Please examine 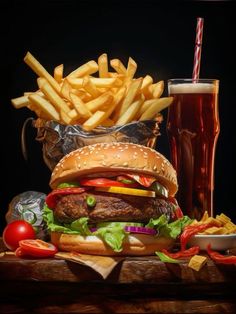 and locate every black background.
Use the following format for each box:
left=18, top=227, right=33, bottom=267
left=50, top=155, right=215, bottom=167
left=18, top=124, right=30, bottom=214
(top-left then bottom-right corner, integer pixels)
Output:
left=0, top=0, right=235, bottom=232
